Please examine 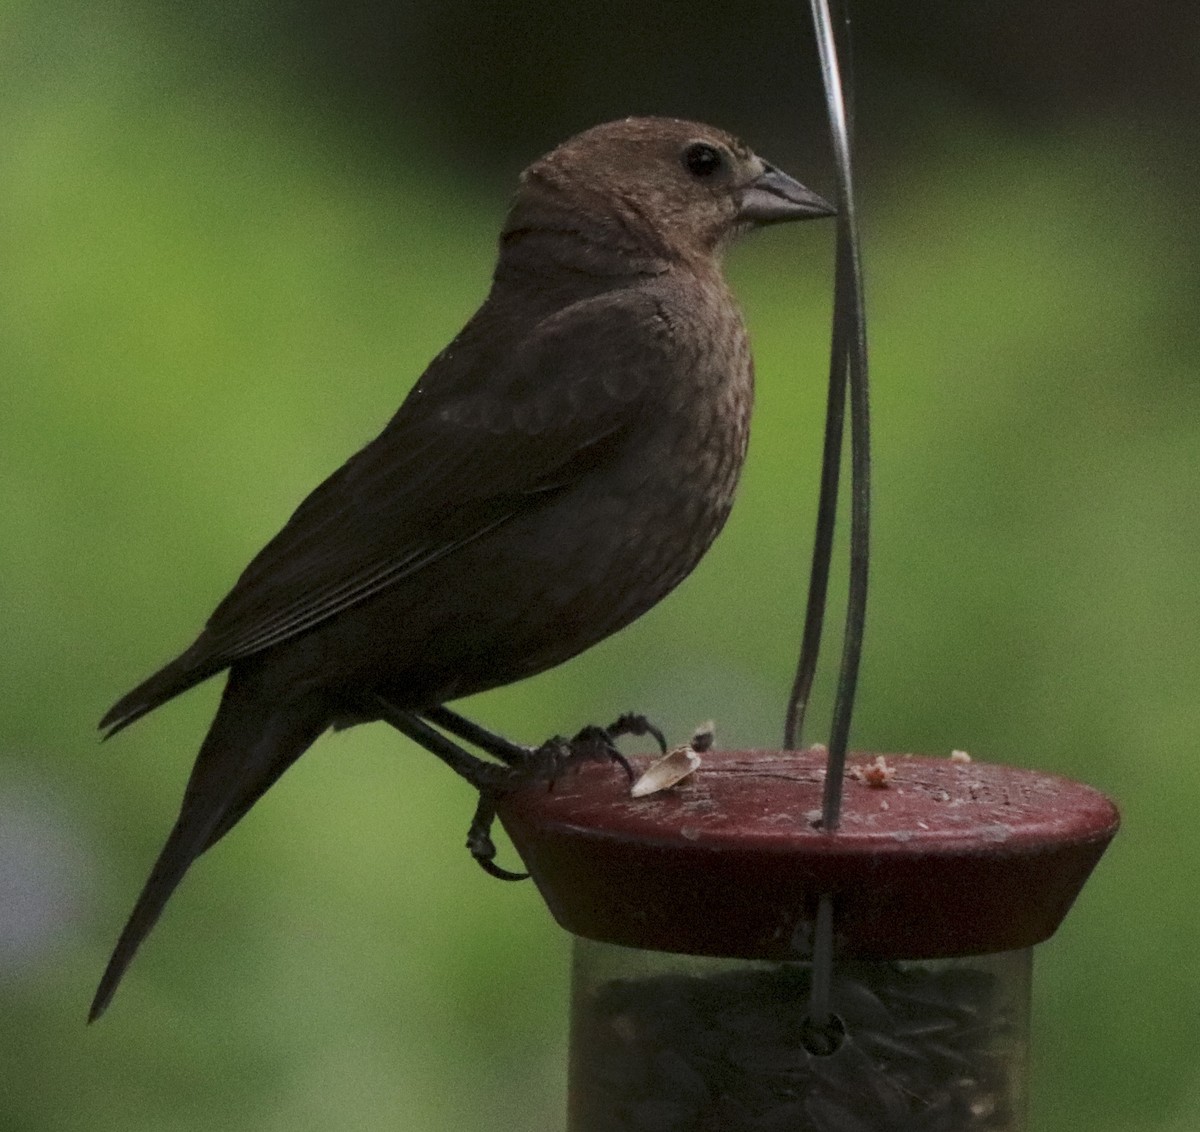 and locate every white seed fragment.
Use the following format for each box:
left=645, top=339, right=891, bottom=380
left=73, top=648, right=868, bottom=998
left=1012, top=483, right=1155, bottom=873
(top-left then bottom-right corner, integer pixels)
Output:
left=631, top=745, right=702, bottom=797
